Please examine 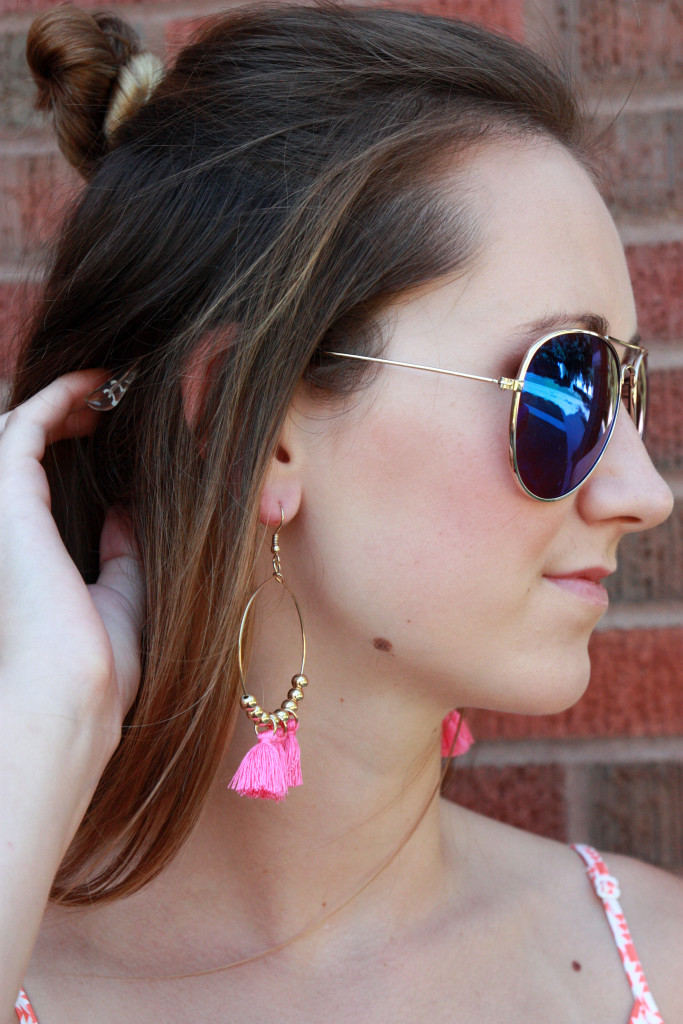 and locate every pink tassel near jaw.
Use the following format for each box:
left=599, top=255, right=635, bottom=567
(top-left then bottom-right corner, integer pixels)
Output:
left=441, top=710, right=474, bottom=757
left=229, top=727, right=289, bottom=801
left=283, top=717, right=302, bottom=787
